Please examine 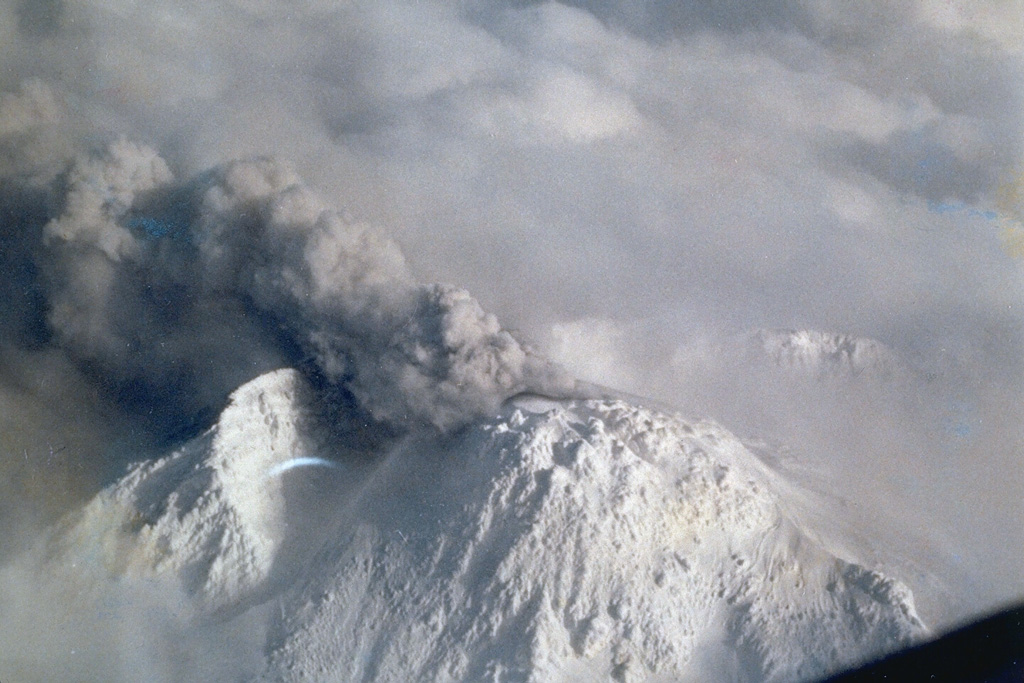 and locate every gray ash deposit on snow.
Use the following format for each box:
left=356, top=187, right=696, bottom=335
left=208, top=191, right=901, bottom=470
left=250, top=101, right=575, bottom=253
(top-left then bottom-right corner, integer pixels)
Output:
left=12, top=369, right=926, bottom=682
